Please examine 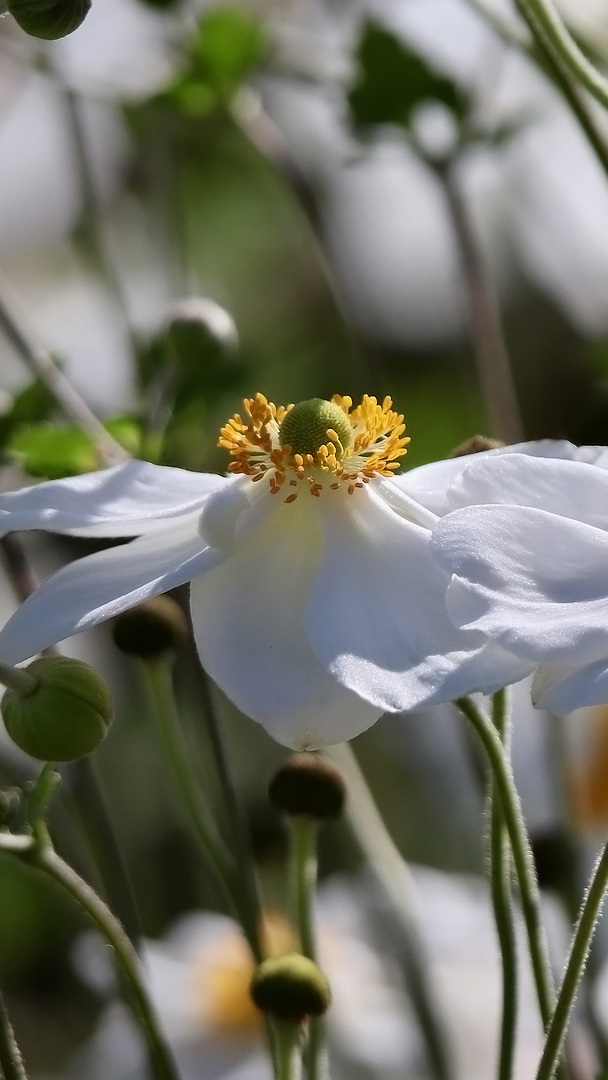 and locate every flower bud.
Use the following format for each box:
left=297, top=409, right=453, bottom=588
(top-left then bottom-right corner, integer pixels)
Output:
left=448, top=434, right=505, bottom=458
left=1, top=657, right=113, bottom=762
left=7, top=0, right=91, bottom=39
left=111, top=596, right=189, bottom=658
left=268, top=753, right=346, bottom=822
left=166, top=298, right=239, bottom=365
left=250, top=953, right=331, bottom=1022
